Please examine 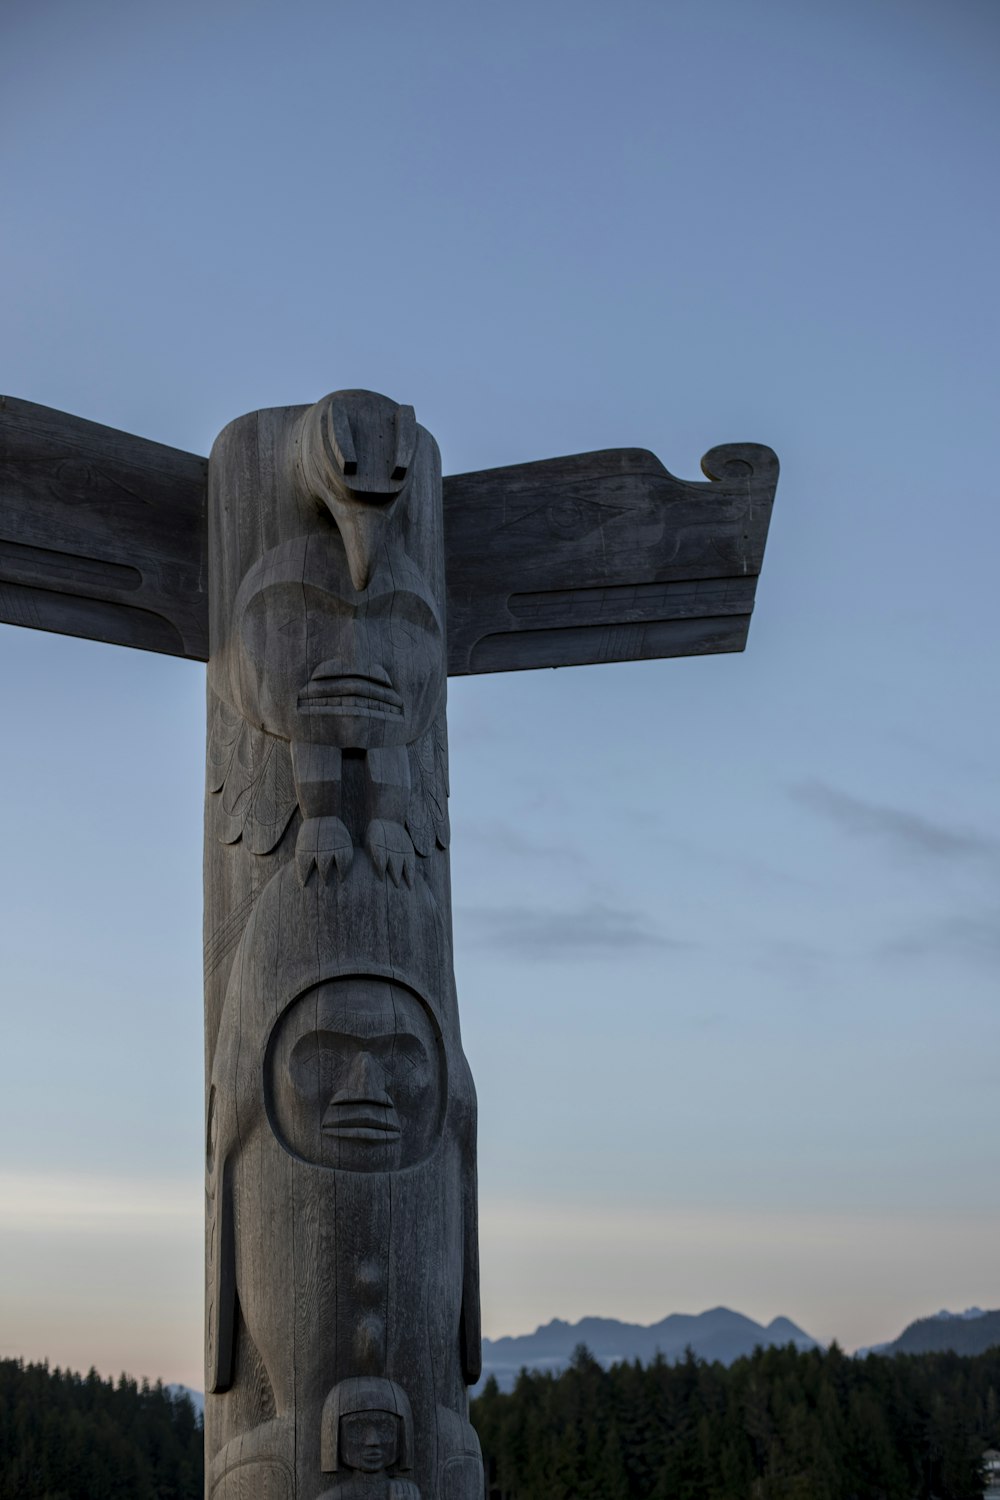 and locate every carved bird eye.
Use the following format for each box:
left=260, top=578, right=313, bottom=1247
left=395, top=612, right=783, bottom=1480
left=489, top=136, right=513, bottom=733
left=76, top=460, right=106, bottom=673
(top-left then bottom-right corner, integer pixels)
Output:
left=500, top=495, right=626, bottom=542
left=550, top=501, right=583, bottom=529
